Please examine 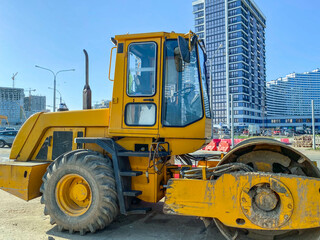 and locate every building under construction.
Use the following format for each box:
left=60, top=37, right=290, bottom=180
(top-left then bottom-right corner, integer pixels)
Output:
left=0, top=87, right=25, bottom=125
left=24, top=95, right=46, bottom=118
